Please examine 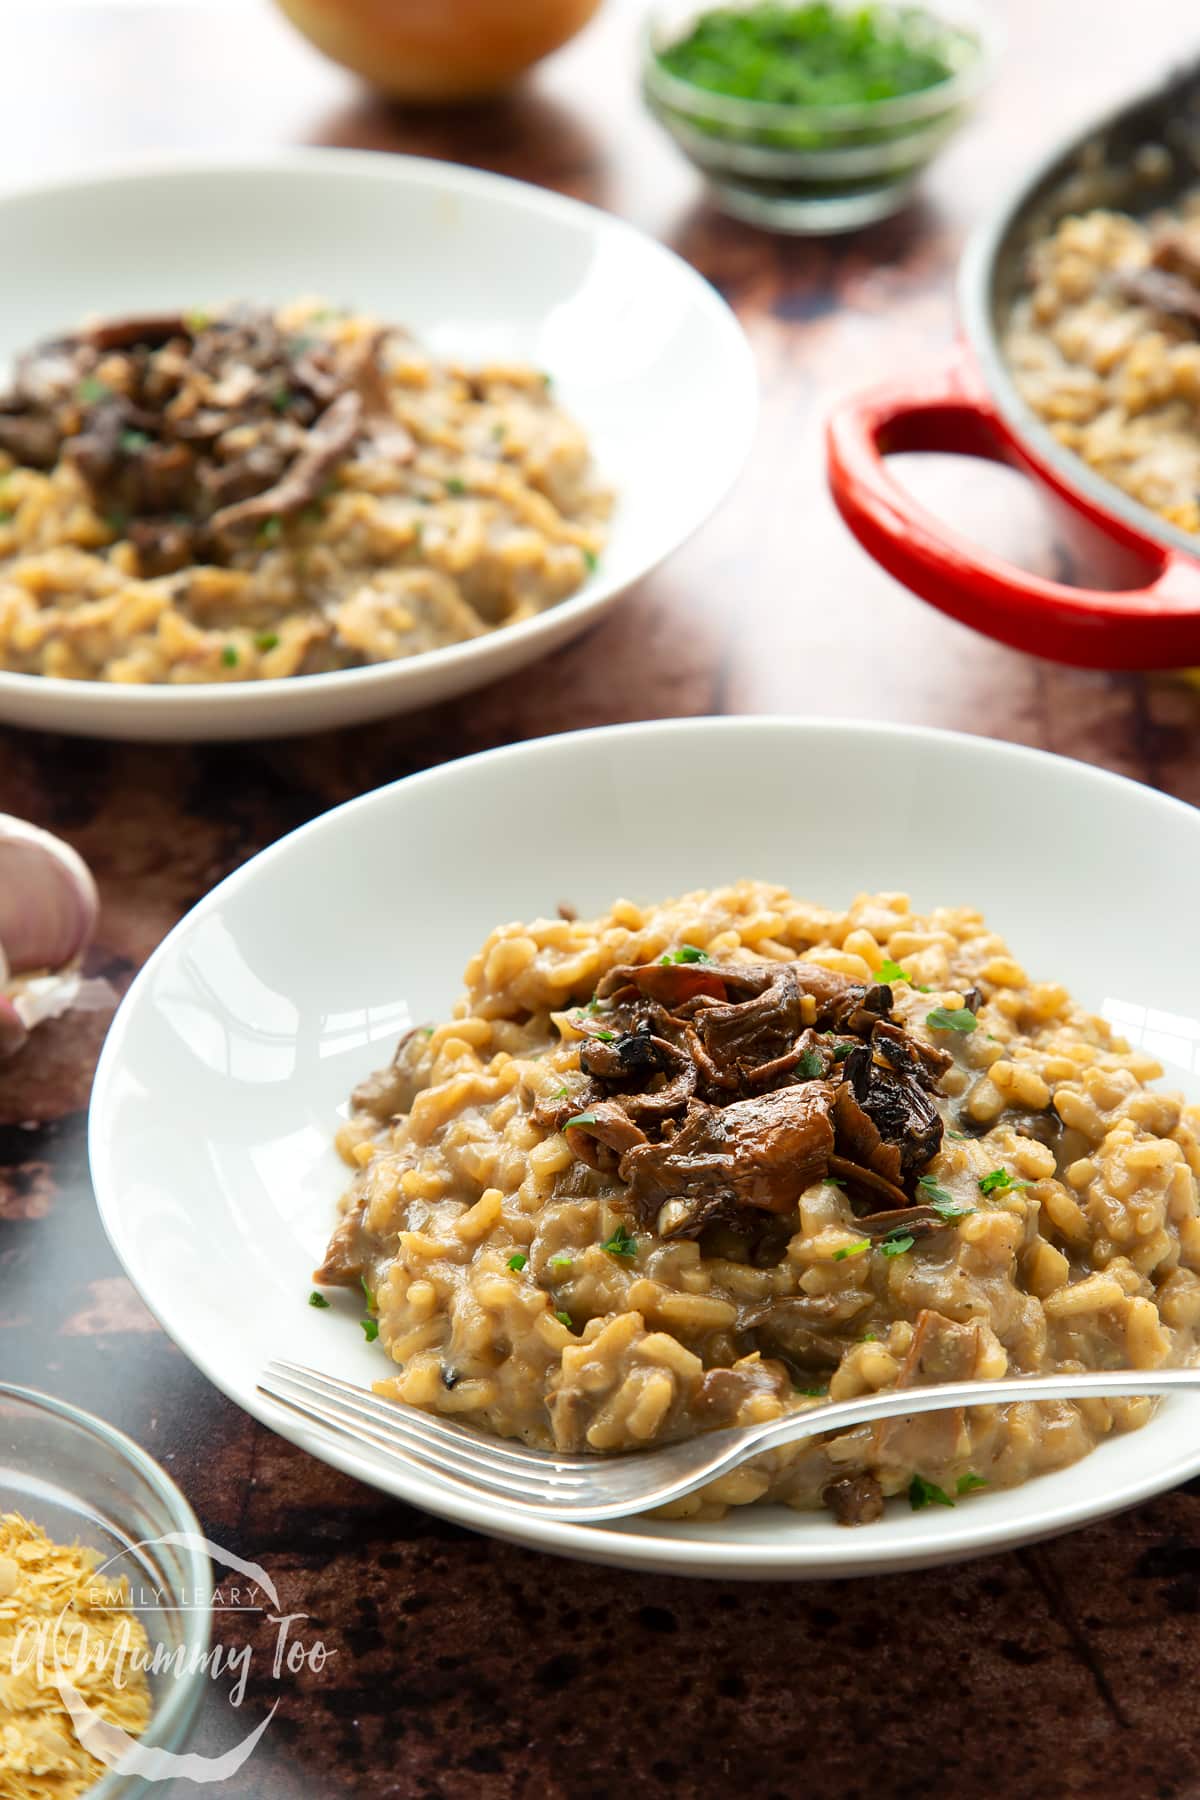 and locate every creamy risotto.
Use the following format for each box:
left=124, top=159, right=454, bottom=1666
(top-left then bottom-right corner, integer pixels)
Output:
left=0, top=301, right=608, bottom=683
left=1006, top=195, right=1200, bottom=533
left=317, top=882, right=1200, bottom=1525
